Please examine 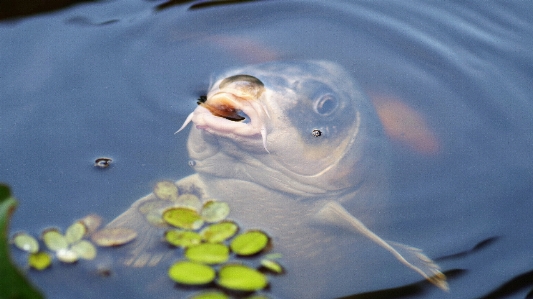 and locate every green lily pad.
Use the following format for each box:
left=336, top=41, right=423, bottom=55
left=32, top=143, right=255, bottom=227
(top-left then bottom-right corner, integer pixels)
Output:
left=71, top=240, right=97, bottom=260
left=185, top=243, right=229, bottom=265
left=230, top=230, right=269, bottom=256
left=200, top=221, right=239, bottom=243
left=201, top=201, right=230, bottom=223
left=176, top=194, right=202, bottom=211
left=163, top=207, right=204, bottom=230
left=42, top=228, right=69, bottom=252
left=189, top=290, right=229, bottom=299
left=168, top=260, right=215, bottom=285
left=91, top=227, right=137, bottom=247
left=154, top=181, right=179, bottom=201
left=56, top=248, right=79, bottom=263
left=78, top=214, right=102, bottom=234
left=28, top=252, right=52, bottom=271
left=263, top=253, right=282, bottom=260
left=260, top=259, right=284, bottom=274
left=138, top=200, right=167, bottom=215
left=12, top=232, right=39, bottom=253
left=65, top=222, right=86, bottom=244
left=217, top=264, right=268, bottom=291
left=165, top=230, right=202, bottom=248
left=139, top=200, right=176, bottom=227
